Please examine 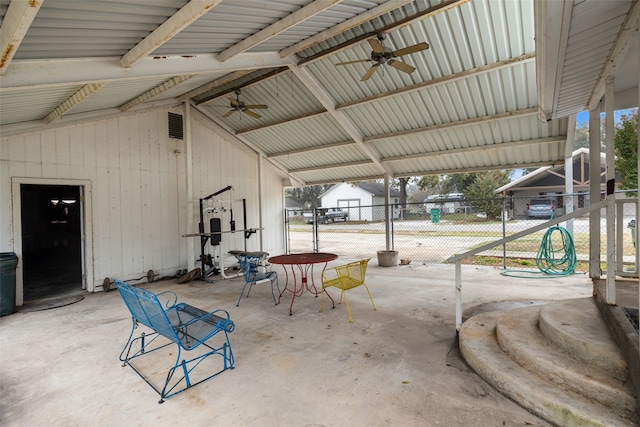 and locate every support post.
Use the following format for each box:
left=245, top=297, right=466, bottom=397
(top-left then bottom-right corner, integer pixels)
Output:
left=384, top=174, right=392, bottom=251
left=455, top=261, right=462, bottom=332
left=589, top=106, right=601, bottom=279
left=185, top=102, right=195, bottom=270
left=565, top=114, right=576, bottom=235
left=604, top=77, right=616, bottom=304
